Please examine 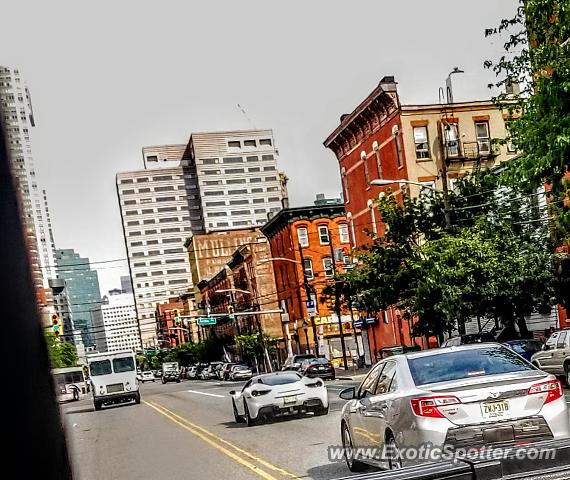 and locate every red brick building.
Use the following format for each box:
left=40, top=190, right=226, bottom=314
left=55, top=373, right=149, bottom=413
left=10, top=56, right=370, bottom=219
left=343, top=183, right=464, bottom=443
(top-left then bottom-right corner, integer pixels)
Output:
left=323, top=76, right=409, bottom=248
left=261, top=201, right=360, bottom=365
left=155, top=299, right=185, bottom=348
